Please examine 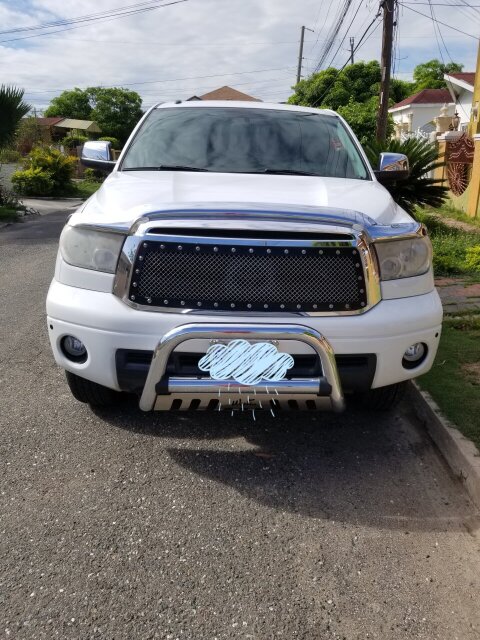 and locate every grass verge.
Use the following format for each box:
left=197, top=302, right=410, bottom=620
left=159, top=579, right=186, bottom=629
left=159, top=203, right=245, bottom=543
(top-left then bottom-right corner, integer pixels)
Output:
left=0, top=206, right=19, bottom=222
left=72, top=180, right=101, bottom=200
left=416, top=208, right=480, bottom=278
left=430, top=202, right=480, bottom=231
left=418, top=313, right=480, bottom=451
